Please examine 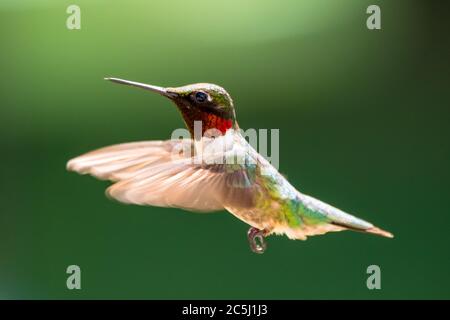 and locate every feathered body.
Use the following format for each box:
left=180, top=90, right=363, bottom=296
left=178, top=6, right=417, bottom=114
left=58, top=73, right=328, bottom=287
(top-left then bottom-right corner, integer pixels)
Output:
left=67, top=78, right=393, bottom=250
